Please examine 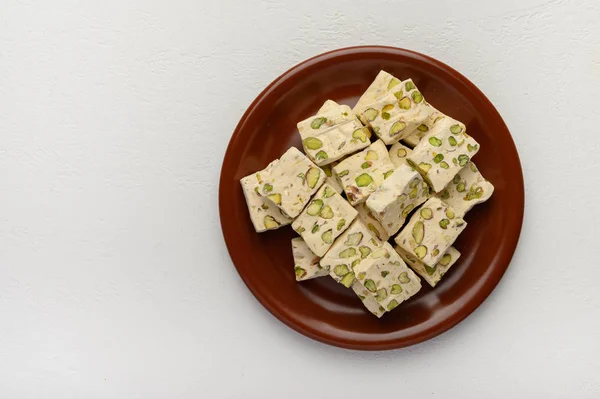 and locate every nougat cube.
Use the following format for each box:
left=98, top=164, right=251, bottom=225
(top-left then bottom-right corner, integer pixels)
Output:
left=240, top=174, right=293, bottom=232
left=354, top=202, right=390, bottom=242
left=366, top=163, right=431, bottom=236
left=291, top=237, right=329, bottom=281
left=407, top=116, right=480, bottom=192
left=292, top=184, right=357, bottom=257
left=321, top=219, right=382, bottom=287
left=353, top=70, right=402, bottom=124
left=332, top=140, right=395, bottom=205
left=436, top=162, right=494, bottom=218
left=395, top=245, right=460, bottom=287
left=394, top=197, right=467, bottom=267
left=353, top=242, right=422, bottom=313
left=389, top=142, right=413, bottom=168
left=358, top=79, right=436, bottom=145
left=402, top=108, right=445, bottom=148
left=298, top=104, right=370, bottom=166
left=254, top=147, right=326, bottom=218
